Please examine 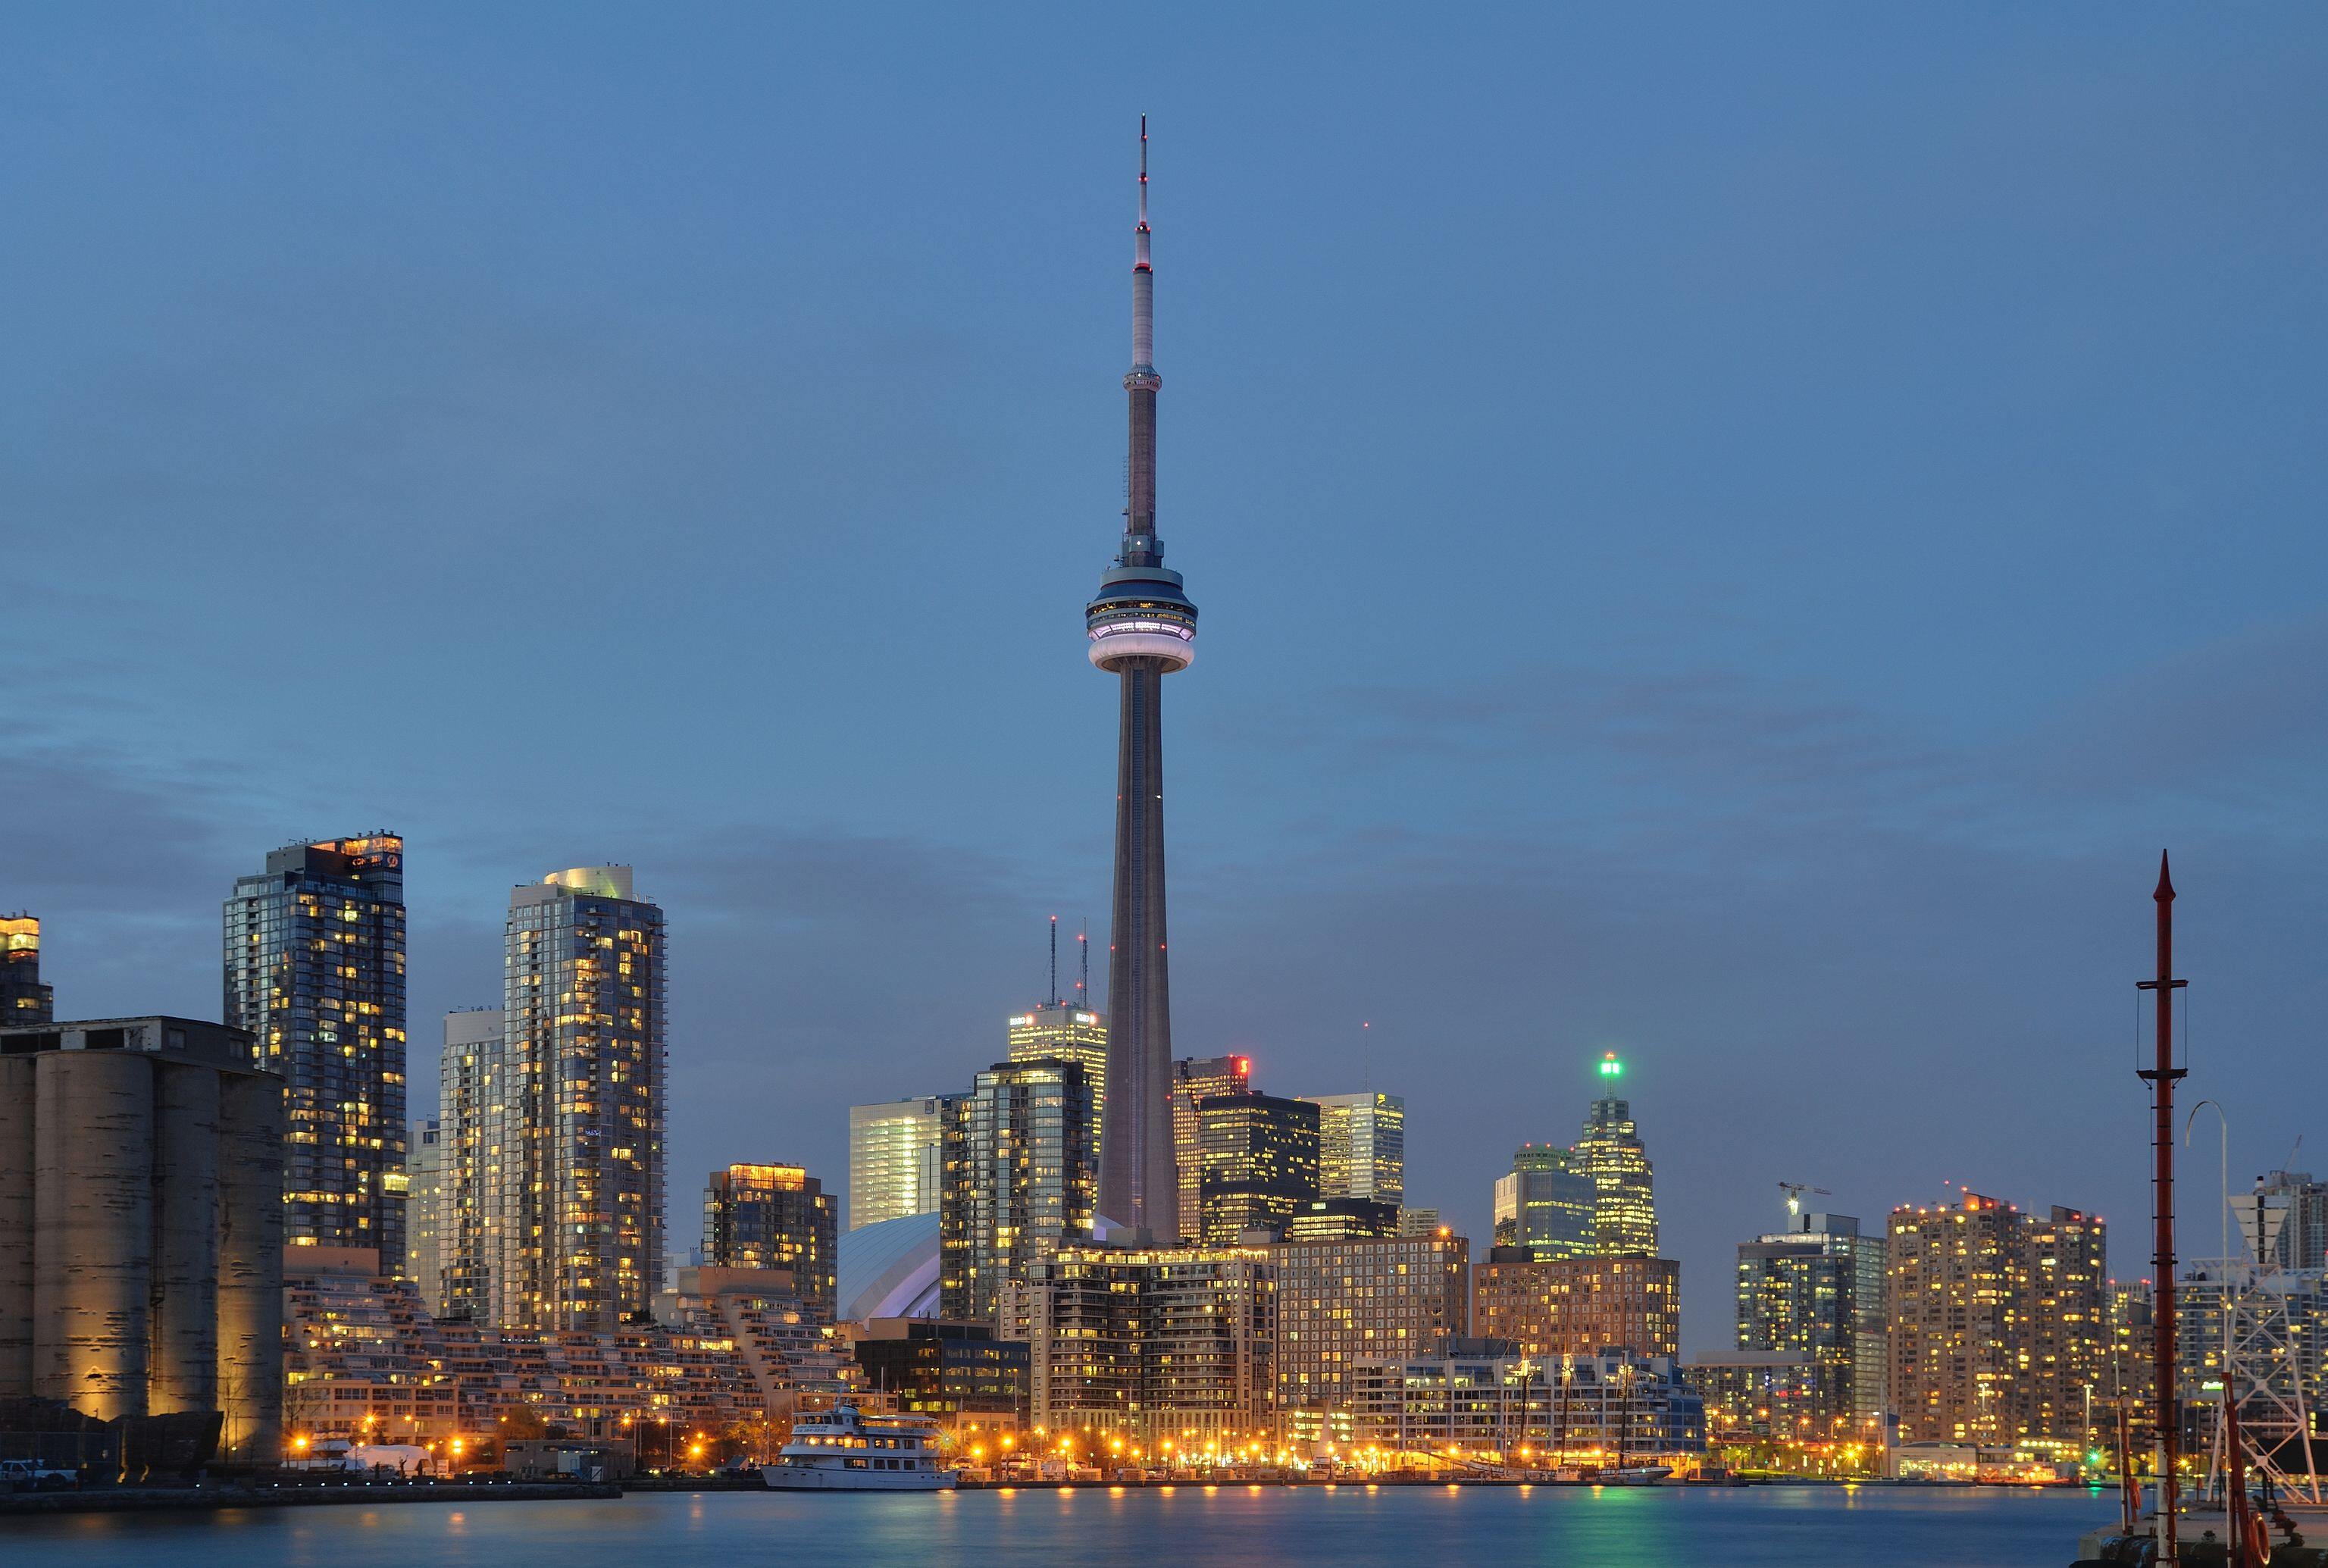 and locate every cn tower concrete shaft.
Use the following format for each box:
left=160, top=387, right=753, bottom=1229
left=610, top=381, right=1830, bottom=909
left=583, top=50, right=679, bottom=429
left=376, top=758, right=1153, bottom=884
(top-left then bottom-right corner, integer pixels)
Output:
left=1088, top=117, right=1195, bottom=1238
